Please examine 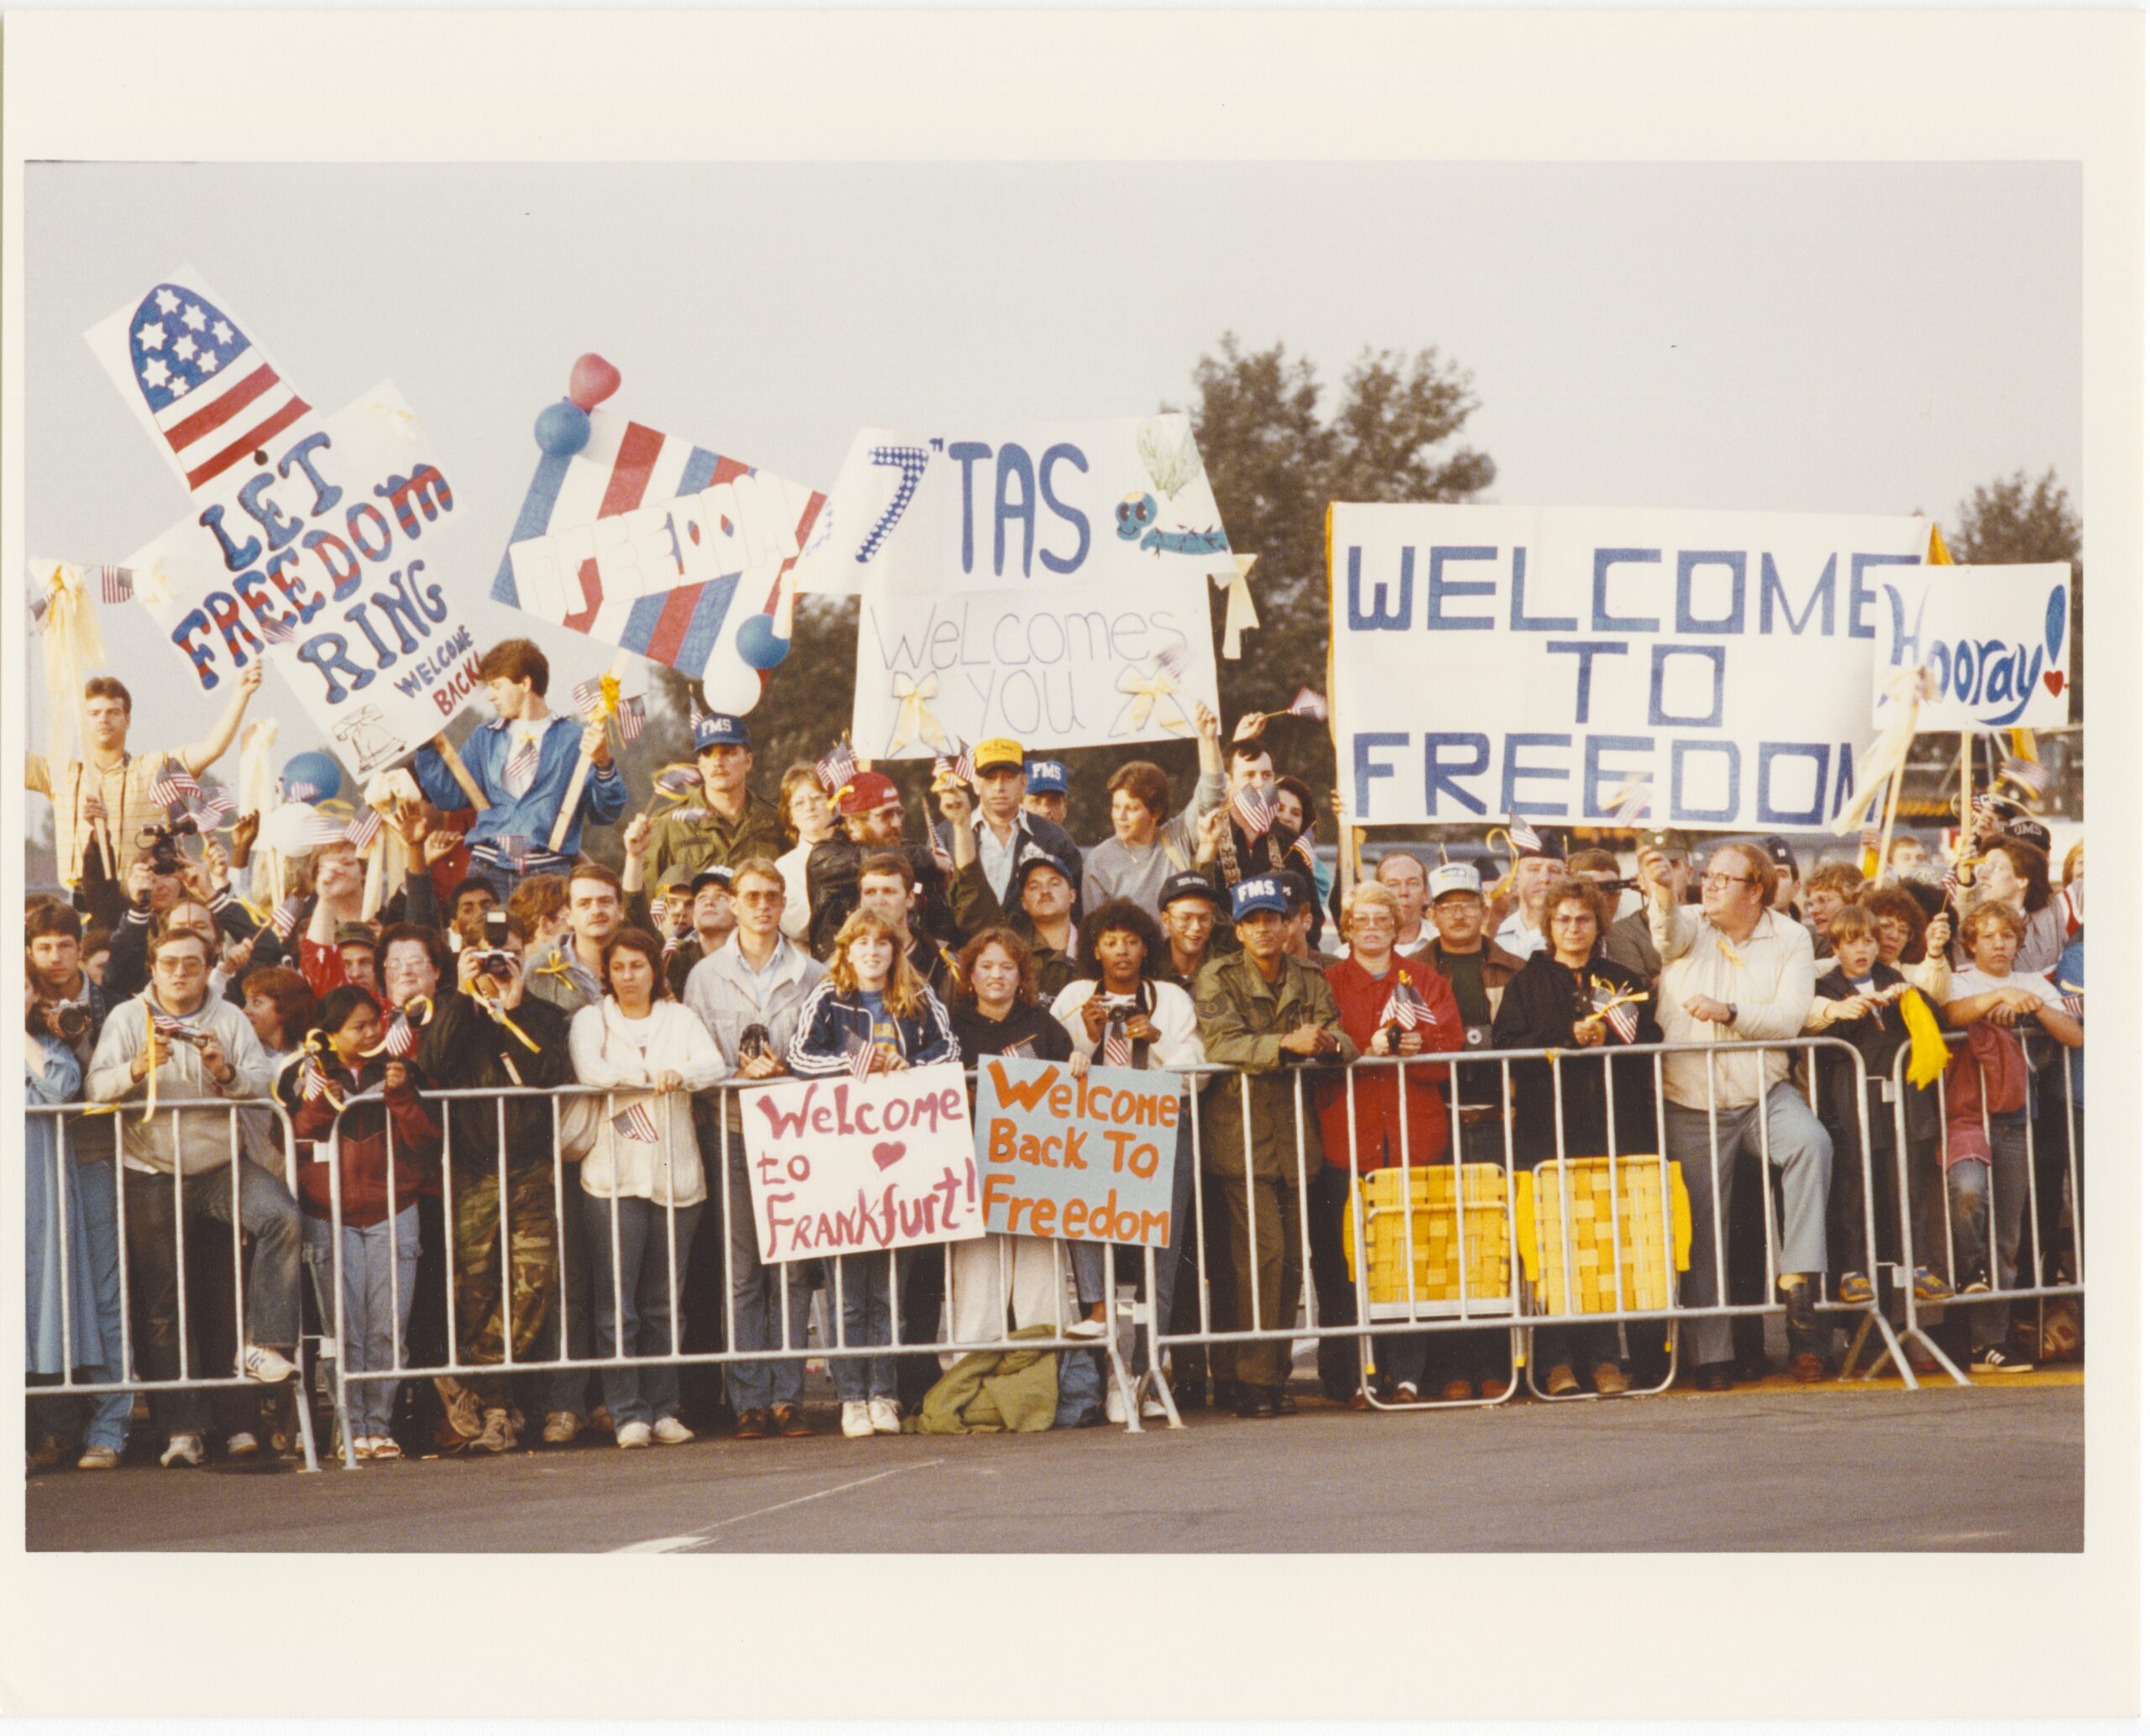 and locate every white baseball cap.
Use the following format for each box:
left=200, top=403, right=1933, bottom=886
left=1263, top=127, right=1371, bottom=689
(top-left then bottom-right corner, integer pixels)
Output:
left=1427, top=863, right=1486, bottom=904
